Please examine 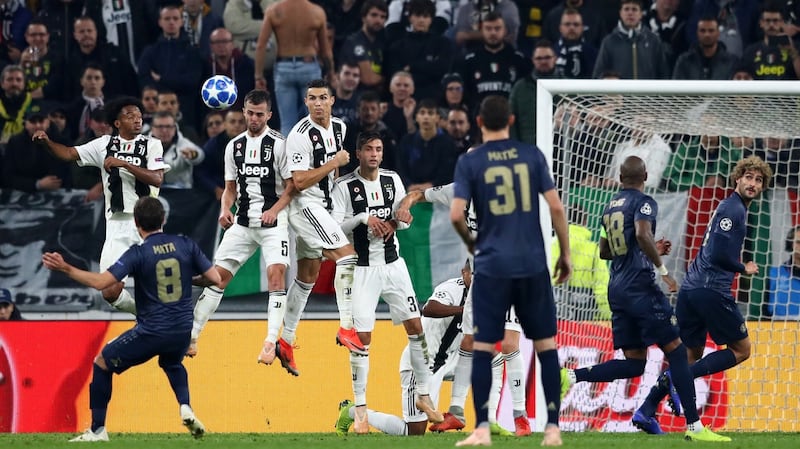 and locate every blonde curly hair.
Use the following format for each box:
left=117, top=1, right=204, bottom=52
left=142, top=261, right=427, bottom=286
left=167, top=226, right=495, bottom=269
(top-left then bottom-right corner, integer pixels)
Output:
left=731, top=155, right=773, bottom=190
